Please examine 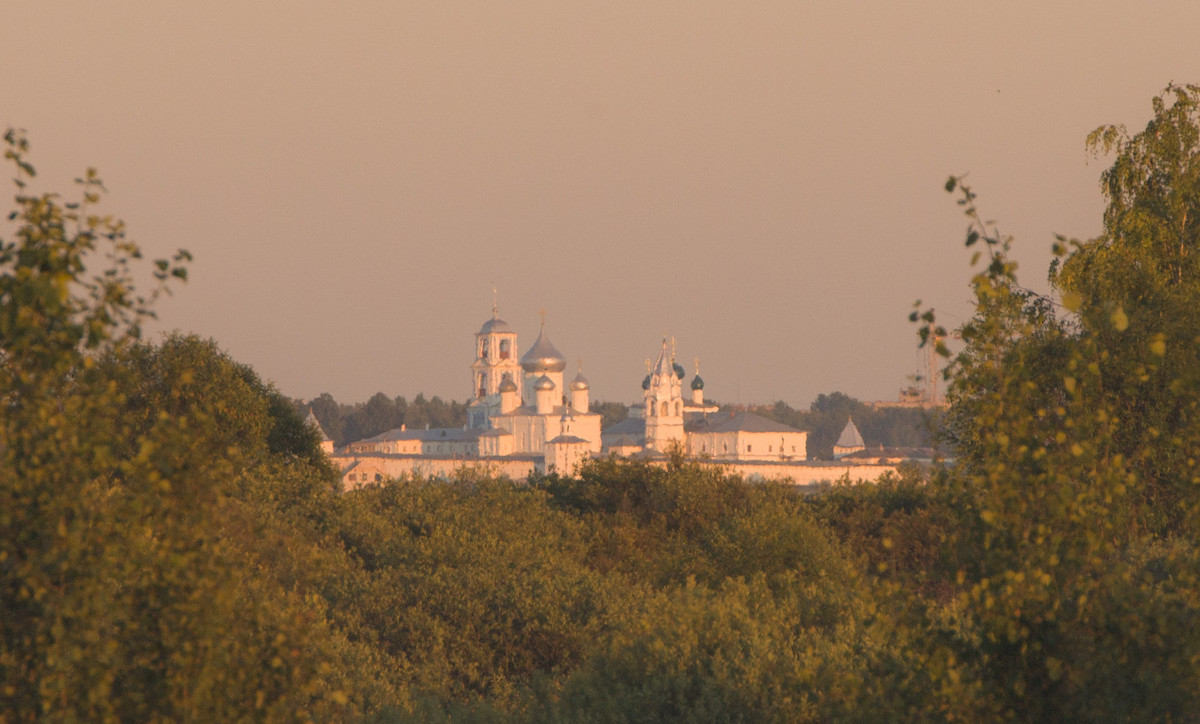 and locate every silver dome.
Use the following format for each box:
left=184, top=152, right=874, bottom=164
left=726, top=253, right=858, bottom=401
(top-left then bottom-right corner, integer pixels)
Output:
left=520, top=326, right=567, bottom=373
left=478, top=317, right=513, bottom=335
